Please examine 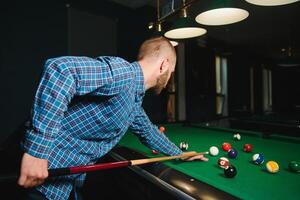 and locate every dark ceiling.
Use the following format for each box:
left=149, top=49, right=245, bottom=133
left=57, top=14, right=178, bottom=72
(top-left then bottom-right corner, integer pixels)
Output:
left=189, top=0, right=300, bottom=59
left=107, top=0, right=300, bottom=61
